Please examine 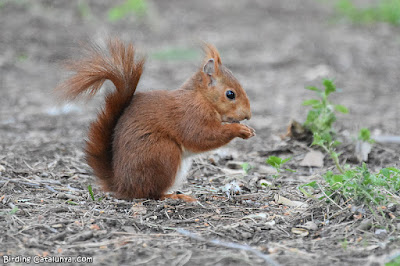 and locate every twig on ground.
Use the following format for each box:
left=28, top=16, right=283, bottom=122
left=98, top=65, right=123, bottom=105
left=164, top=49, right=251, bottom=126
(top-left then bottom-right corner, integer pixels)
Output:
left=317, top=183, right=344, bottom=210
left=176, top=228, right=280, bottom=266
